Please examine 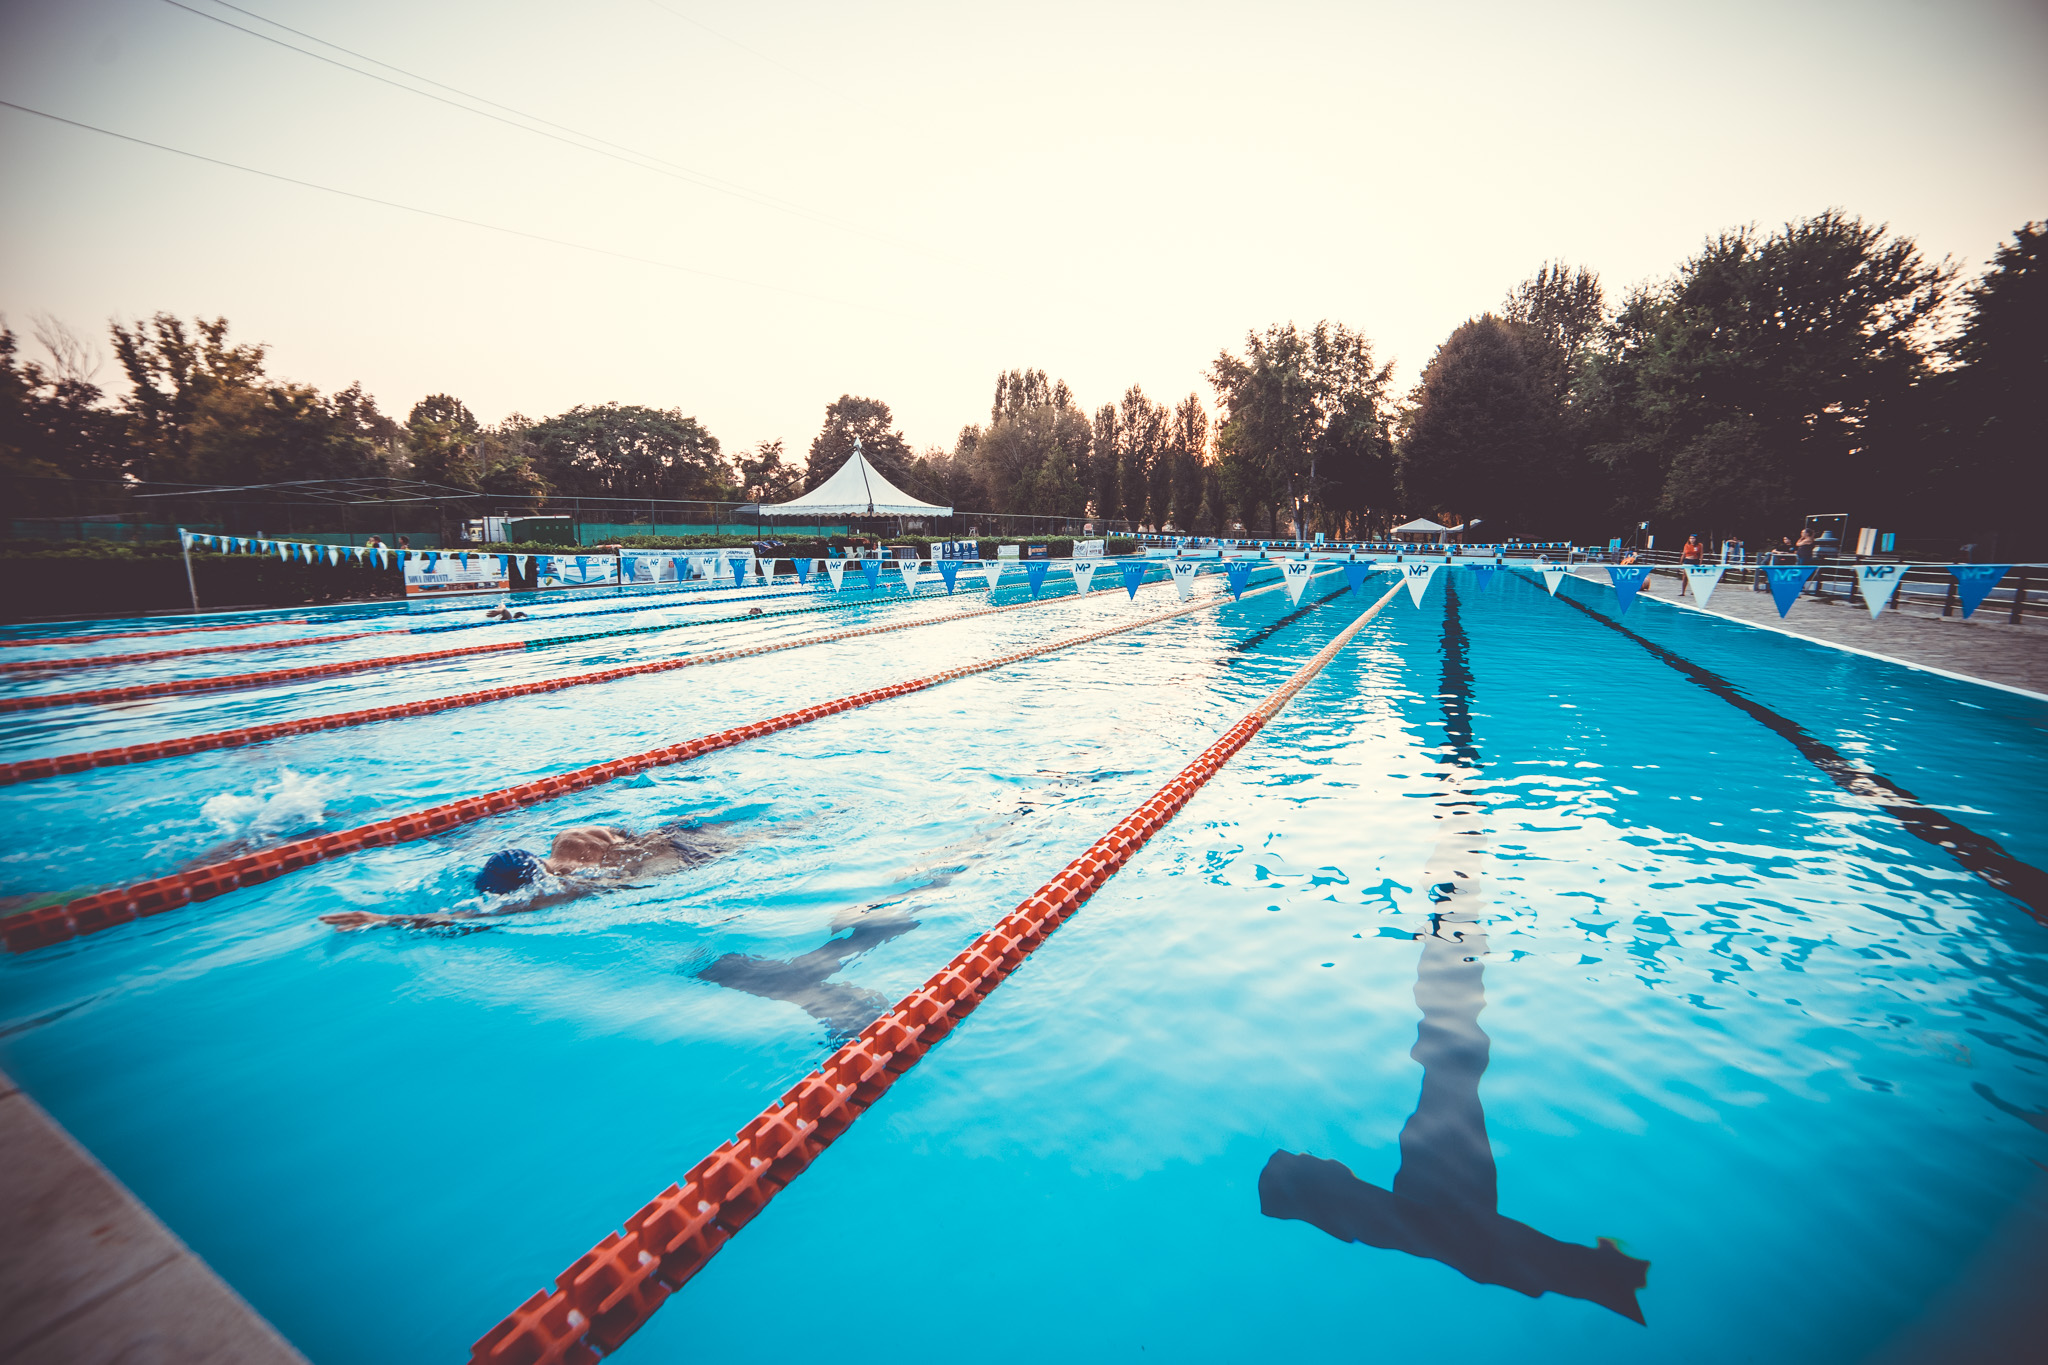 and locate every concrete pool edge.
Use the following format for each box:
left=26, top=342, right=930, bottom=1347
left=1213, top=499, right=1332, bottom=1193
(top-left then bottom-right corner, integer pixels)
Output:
left=0, top=1069, right=309, bottom=1365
